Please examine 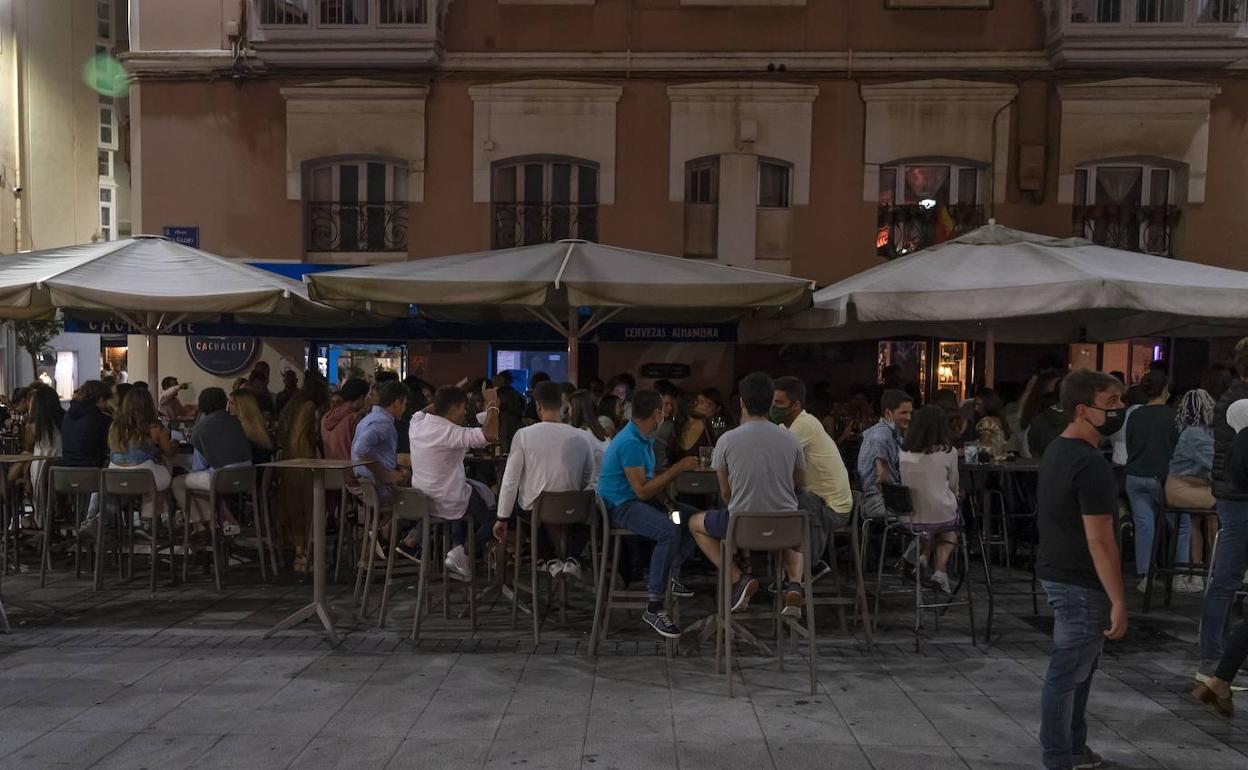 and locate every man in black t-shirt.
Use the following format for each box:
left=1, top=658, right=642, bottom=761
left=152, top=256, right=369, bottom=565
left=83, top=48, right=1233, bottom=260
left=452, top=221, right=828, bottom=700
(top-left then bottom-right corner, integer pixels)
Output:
left=1036, top=370, right=1127, bottom=770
